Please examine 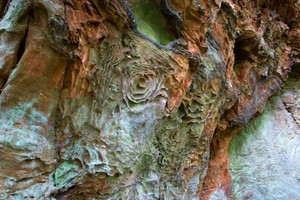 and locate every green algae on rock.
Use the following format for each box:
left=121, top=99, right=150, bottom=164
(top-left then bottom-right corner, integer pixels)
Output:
left=128, top=0, right=177, bottom=46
